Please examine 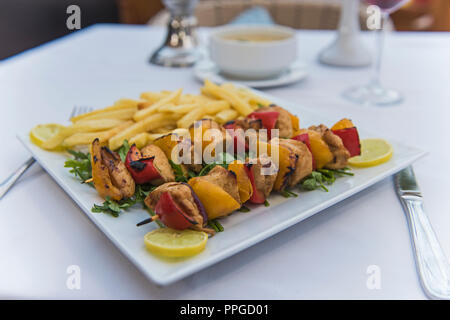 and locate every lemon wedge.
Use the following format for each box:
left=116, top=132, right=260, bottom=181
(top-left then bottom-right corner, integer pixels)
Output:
left=348, top=138, right=393, bottom=168
left=144, top=228, right=208, bottom=258
left=29, top=124, right=65, bottom=149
